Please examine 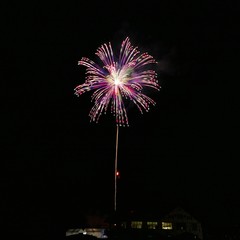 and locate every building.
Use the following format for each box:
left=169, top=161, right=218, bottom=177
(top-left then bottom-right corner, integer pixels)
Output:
left=66, top=212, right=109, bottom=239
left=159, top=207, right=203, bottom=239
left=66, top=207, right=203, bottom=240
